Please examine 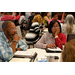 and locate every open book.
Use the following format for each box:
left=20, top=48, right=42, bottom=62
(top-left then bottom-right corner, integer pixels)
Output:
left=46, top=47, right=62, bottom=53
left=14, top=51, right=37, bottom=58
